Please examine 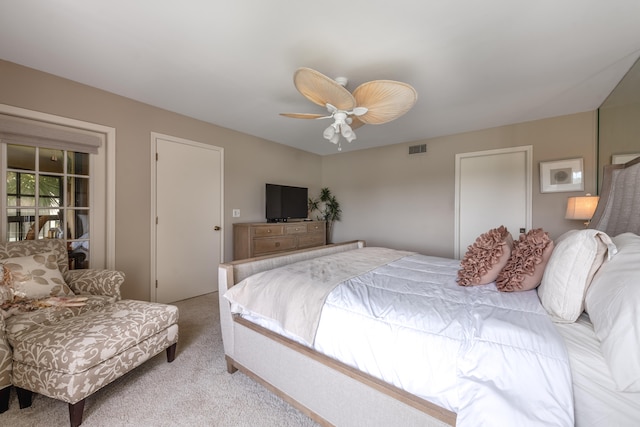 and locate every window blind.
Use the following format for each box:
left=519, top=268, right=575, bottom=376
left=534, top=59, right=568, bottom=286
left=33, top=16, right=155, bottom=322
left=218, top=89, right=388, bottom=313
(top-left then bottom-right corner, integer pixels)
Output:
left=0, top=114, right=102, bottom=154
